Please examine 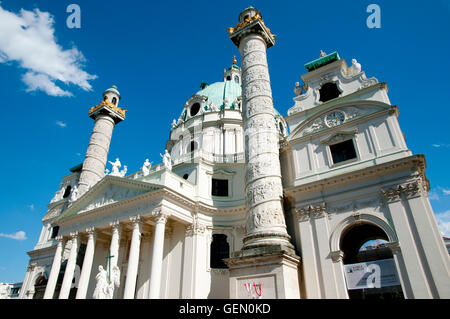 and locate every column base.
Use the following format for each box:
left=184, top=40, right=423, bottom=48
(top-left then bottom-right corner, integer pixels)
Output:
left=224, top=244, right=302, bottom=299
